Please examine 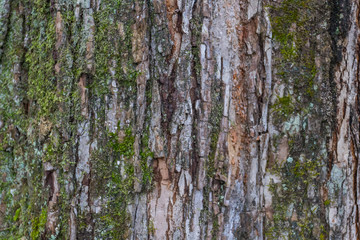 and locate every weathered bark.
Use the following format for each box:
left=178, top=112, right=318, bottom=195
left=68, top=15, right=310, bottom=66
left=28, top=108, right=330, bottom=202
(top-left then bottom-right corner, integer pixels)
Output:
left=0, top=0, right=359, bottom=239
